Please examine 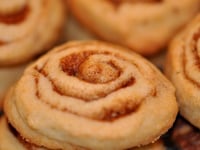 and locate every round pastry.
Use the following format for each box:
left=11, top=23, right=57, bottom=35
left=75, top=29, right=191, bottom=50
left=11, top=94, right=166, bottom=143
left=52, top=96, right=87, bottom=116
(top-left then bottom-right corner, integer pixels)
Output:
left=0, top=0, right=66, bottom=66
left=67, top=0, right=200, bottom=56
left=4, top=41, right=178, bottom=150
left=165, top=14, right=200, bottom=128
left=0, top=116, right=166, bottom=150
left=0, top=63, right=28, bottom=109
left=172, top=117, right=200, bottom=150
